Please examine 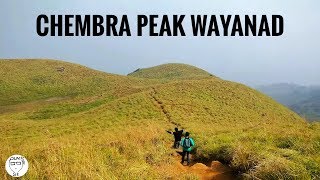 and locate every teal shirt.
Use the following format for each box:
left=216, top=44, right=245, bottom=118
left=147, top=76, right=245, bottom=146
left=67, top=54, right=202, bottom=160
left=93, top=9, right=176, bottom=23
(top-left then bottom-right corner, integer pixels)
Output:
left=180, top=137, right=195, bottom=152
